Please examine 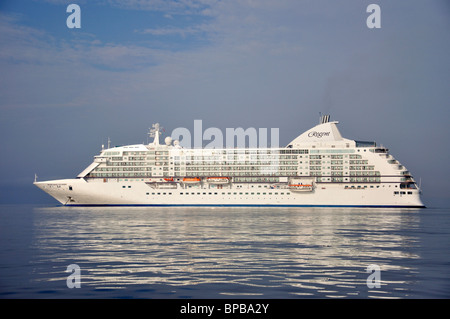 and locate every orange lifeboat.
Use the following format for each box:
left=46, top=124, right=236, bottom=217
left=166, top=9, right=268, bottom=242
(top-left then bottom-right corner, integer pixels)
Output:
left=182, top=177, right=201, bottom=184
